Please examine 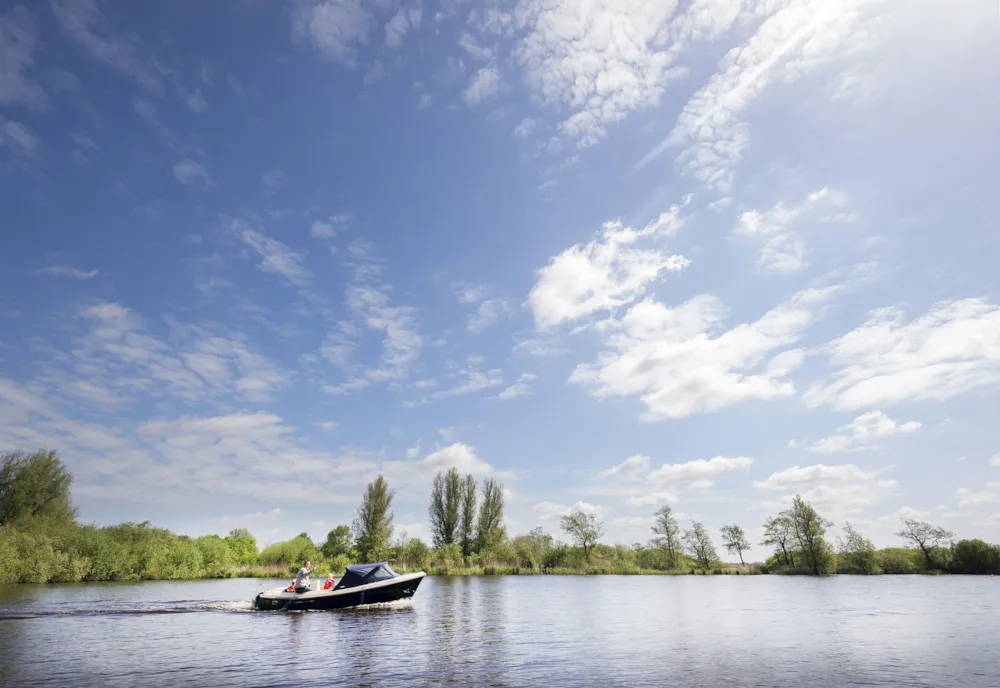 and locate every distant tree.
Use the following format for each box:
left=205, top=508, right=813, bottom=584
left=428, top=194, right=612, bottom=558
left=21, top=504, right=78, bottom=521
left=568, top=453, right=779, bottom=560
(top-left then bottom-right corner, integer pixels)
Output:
left=651, top=505, right=682, bottom=569
left=786, top=495, right=834, bottom=575
left=896, top=518, right=954, bottom=570
left=560, top=509, right=604, bottom=562
left=459, top=474, right=478, bottom=561
left=224, top=528, right=258, bottom=566
left=429, top=468, right=462, bottom=548
left=761, top=516, right=795, bottom=567
left=683, top=522, right=718, bottom=569
left=837, top=522, right=879, bottom=574
left=476, top=477, right=505, bottom=551
left=949, top=539, right=1000, bottom=575
left=0, top=450, right=76, bottom=526
left=719, top=524, right=751, bottom=565
left=398, top=537, right=431, bottom=570
left=353, top=475, right=394, bottom=562
left=511, top=527, right=554, bottom=569
left=321, top=525, right=353, bottom=560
